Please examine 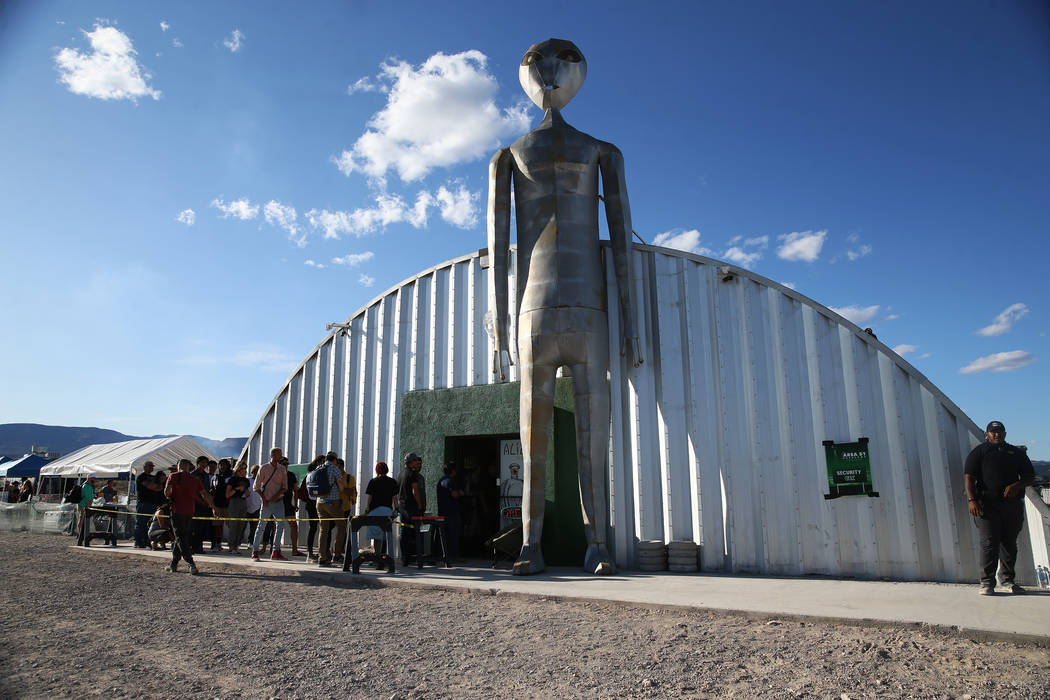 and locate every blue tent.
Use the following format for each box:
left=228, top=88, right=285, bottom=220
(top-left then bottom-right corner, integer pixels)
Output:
left=0, top=454, right=49, bottom=478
